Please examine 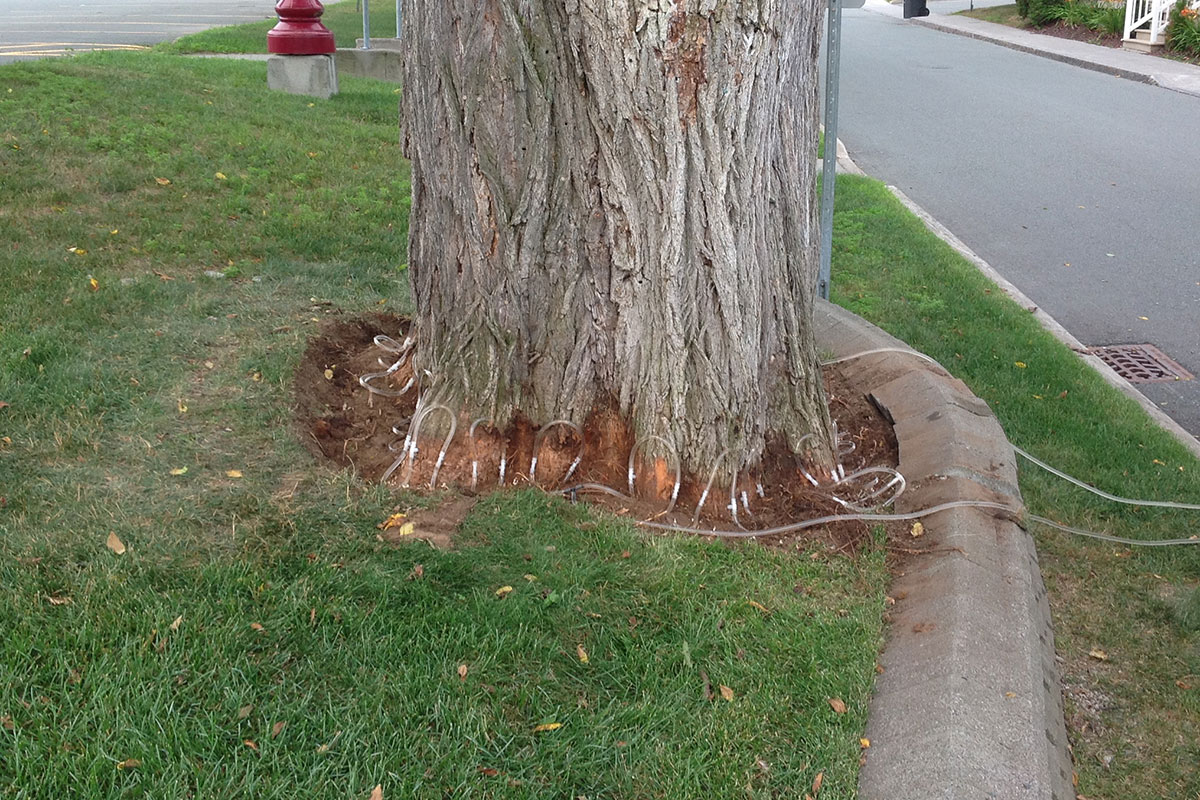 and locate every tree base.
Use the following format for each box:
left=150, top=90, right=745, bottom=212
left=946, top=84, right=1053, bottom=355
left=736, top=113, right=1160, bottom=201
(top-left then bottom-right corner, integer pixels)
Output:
left=295, top=316, right=899, bottom=543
